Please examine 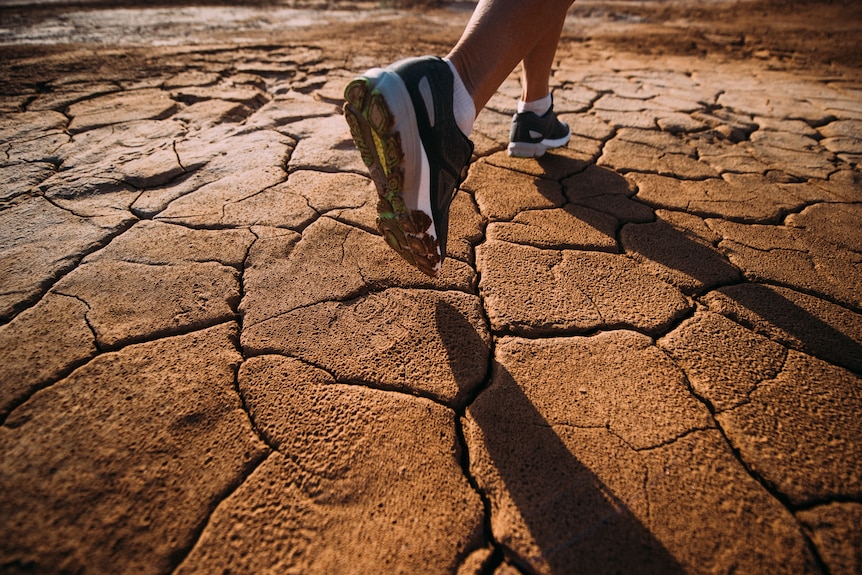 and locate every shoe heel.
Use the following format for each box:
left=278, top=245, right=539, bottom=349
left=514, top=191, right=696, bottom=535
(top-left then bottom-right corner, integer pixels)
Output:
left=507, top=141, right=547, bottom=158
left=343, top=73, right=443, bottom=276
